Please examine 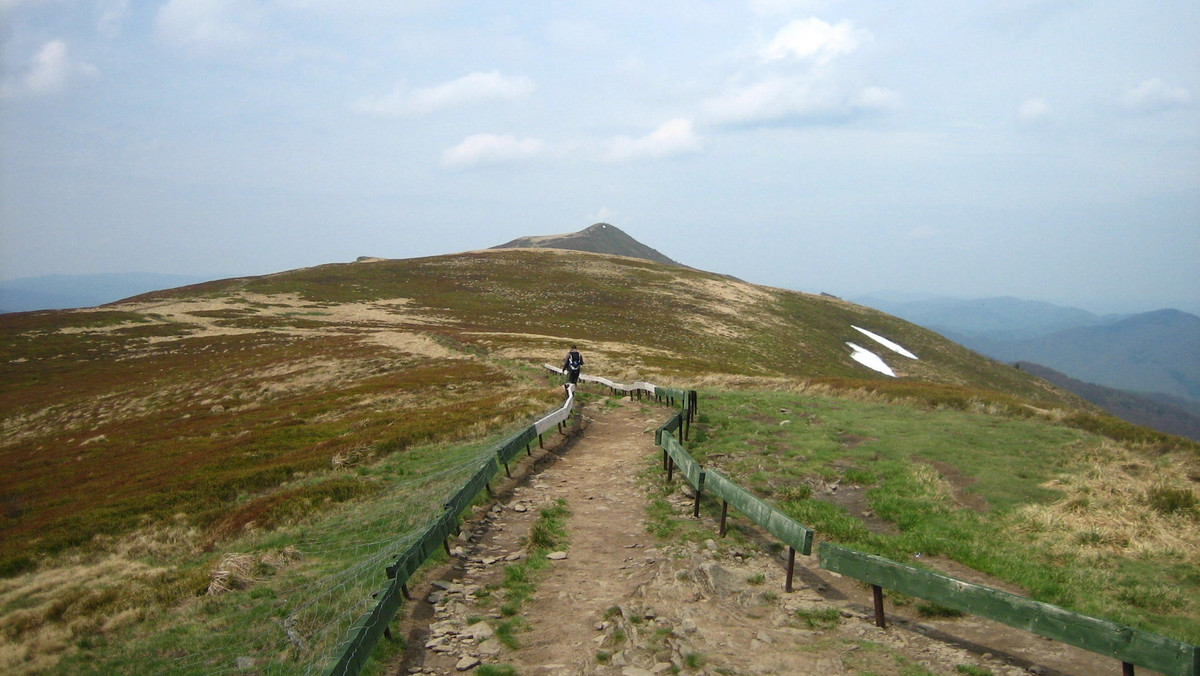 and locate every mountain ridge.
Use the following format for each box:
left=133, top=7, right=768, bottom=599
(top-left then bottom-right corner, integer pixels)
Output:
left=490, top=222, right=683, bottom=267
left=1018, top=360, right=1200, bottom=441
left=857, top=294, right=1200, bottom=408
